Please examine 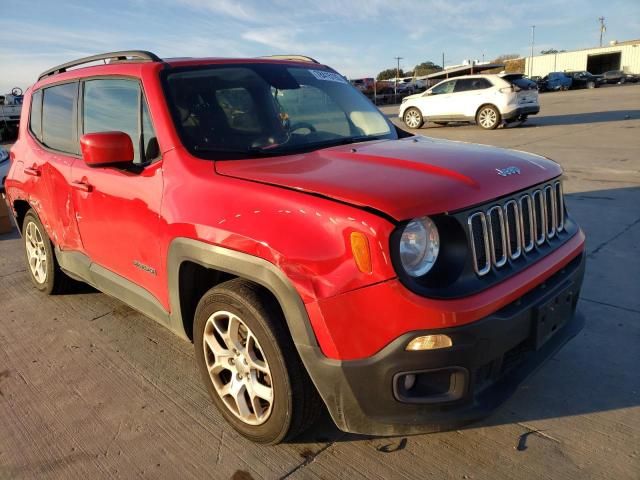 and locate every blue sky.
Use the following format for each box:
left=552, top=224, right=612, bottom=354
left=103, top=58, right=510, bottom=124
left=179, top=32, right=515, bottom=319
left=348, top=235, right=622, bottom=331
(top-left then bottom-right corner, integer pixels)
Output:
left=1, top=0, right=638, bottom=92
